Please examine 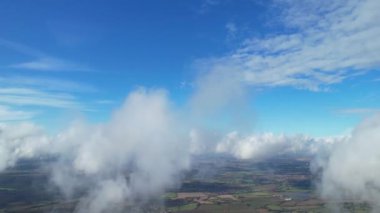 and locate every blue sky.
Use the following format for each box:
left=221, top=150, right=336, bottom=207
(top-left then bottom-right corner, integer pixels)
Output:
left=0, top=0, right=379, bottom=136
